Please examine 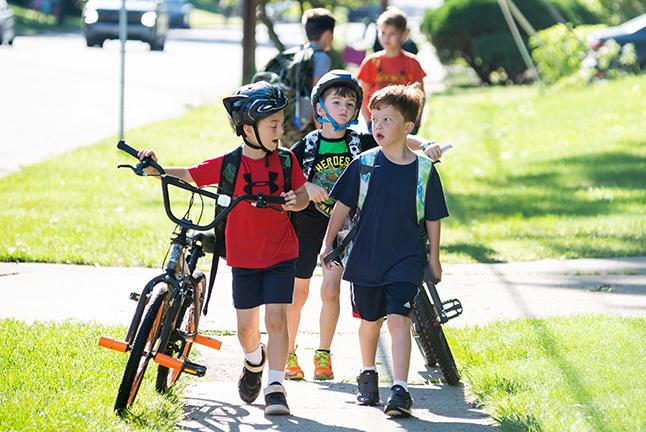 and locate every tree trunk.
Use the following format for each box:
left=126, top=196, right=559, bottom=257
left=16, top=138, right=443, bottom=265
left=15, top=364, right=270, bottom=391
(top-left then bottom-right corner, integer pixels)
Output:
left=257, top=0, right=285, bottom=52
